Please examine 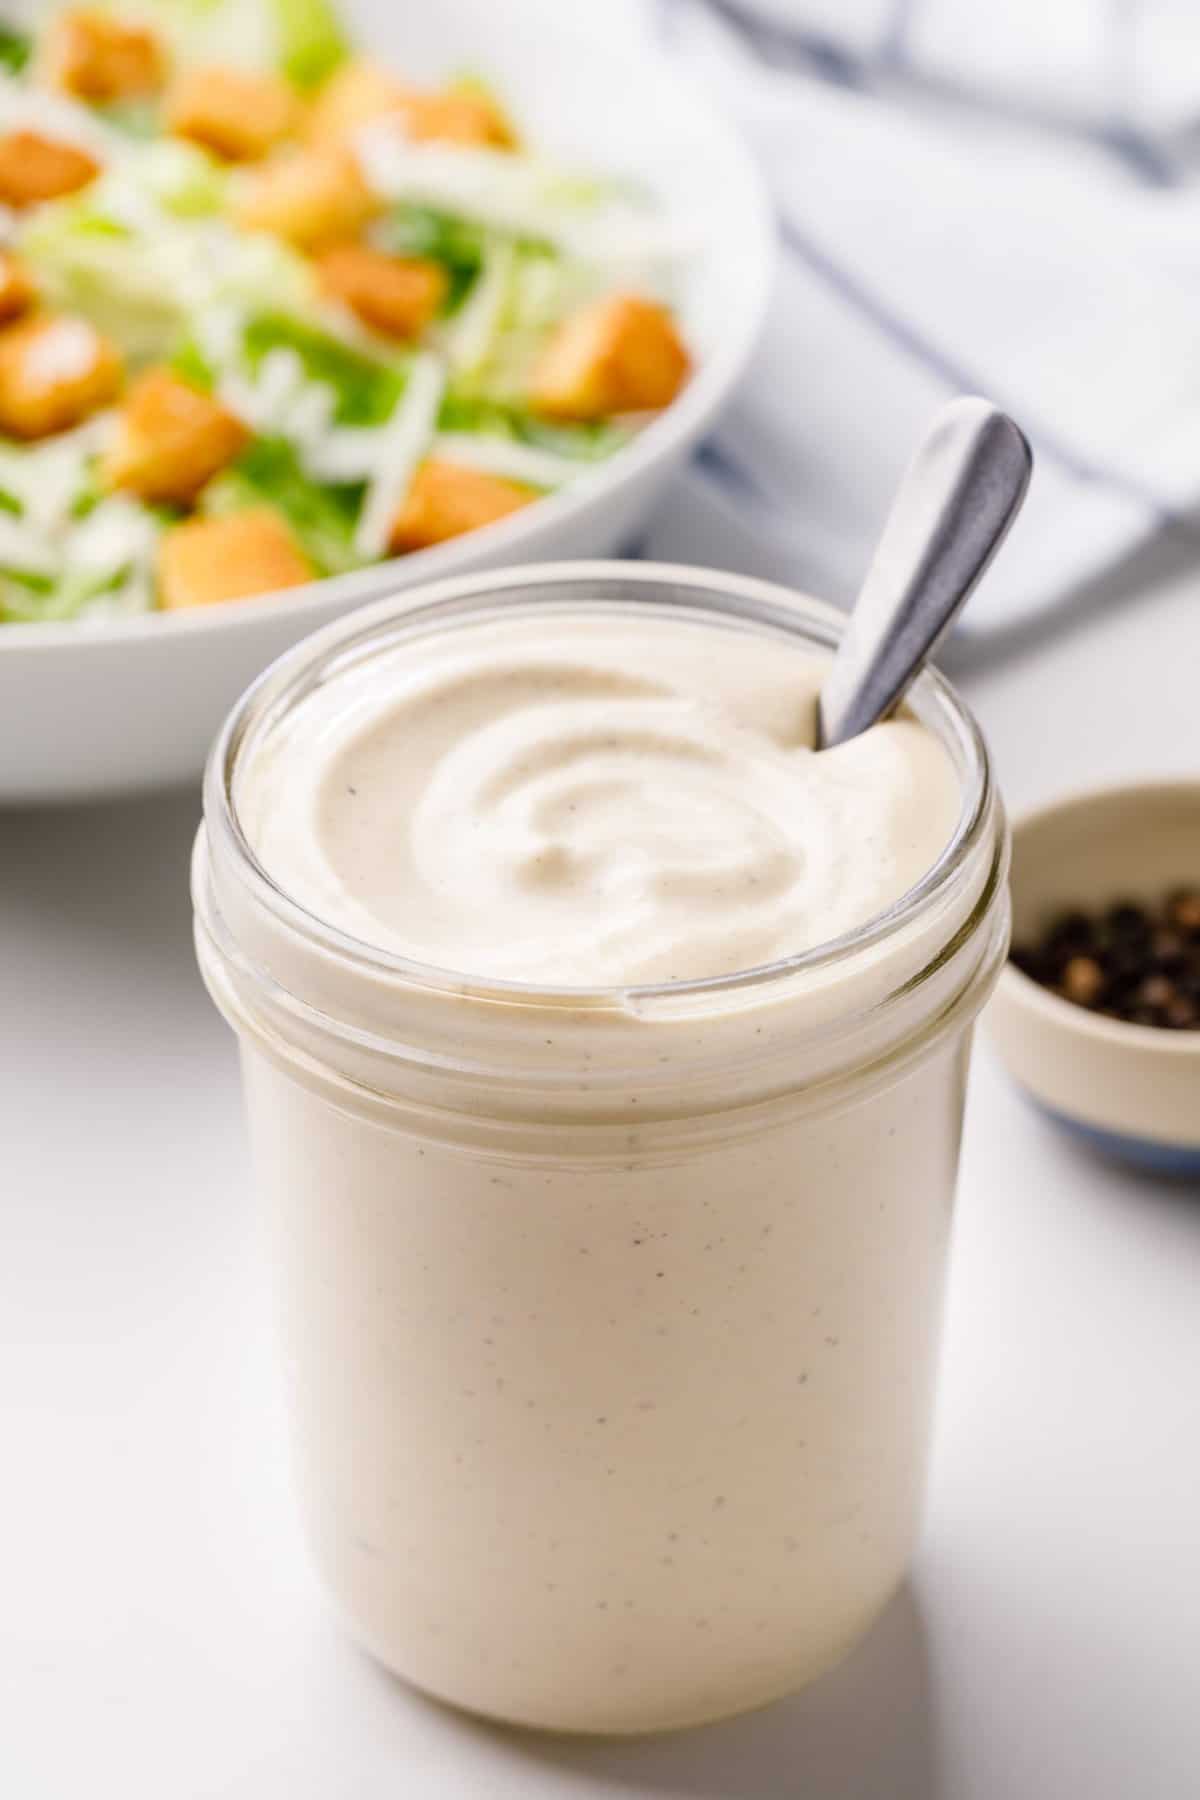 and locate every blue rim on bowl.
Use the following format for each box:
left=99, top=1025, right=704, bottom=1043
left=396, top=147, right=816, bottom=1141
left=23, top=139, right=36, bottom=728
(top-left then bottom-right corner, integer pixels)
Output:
left=1032, top=1104, right=1200, bottom=1176
left=987, top=778, right=1200, bottom=1176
